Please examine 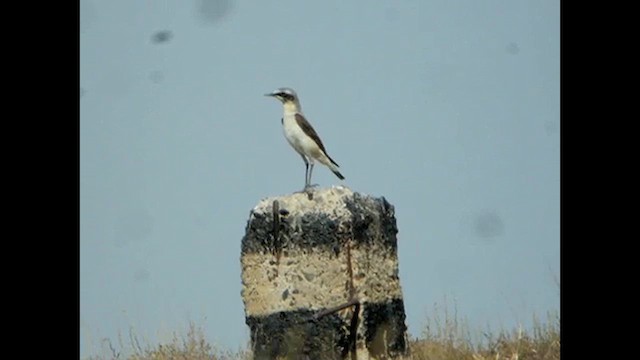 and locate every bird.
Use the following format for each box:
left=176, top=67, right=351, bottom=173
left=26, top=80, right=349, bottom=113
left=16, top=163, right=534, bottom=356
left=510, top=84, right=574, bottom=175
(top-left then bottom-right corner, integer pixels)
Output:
left=265, top=87, right=345, bottom=190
